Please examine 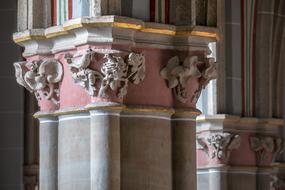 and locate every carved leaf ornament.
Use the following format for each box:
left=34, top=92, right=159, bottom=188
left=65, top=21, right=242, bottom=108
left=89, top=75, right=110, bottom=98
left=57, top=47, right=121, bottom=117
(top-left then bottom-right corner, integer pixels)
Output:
left=160, top=55, right=217, bottom=103
left=197, top=133, right=241, bottom=161
left=14, top=59, right=63, bottom=105
left=249, top=136, right=284, bottom=165
left=65, top=49, right=145, bottom=98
